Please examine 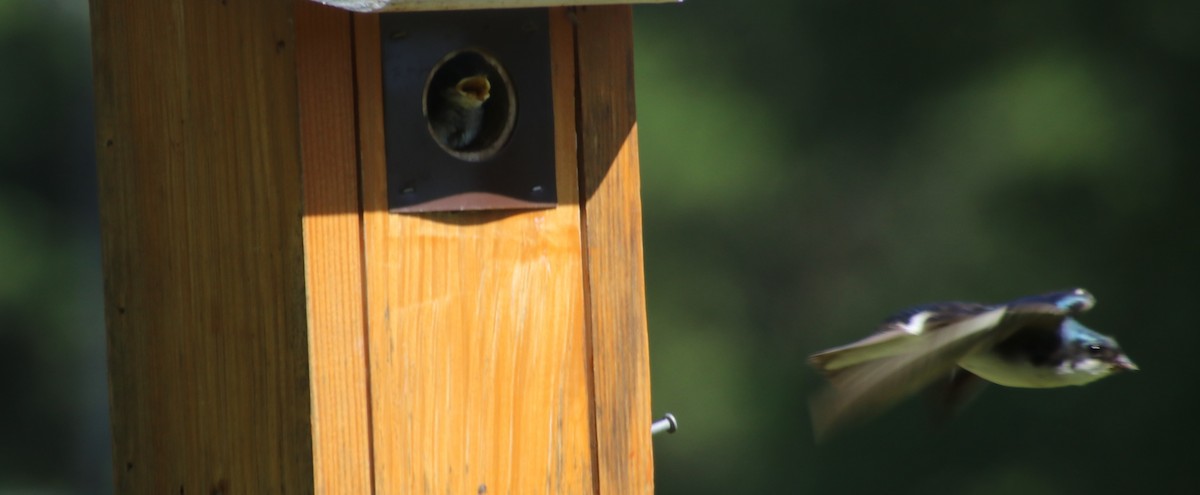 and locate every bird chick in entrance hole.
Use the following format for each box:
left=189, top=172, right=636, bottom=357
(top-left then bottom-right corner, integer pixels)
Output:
left=430, top=74, right=491, bottom=150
